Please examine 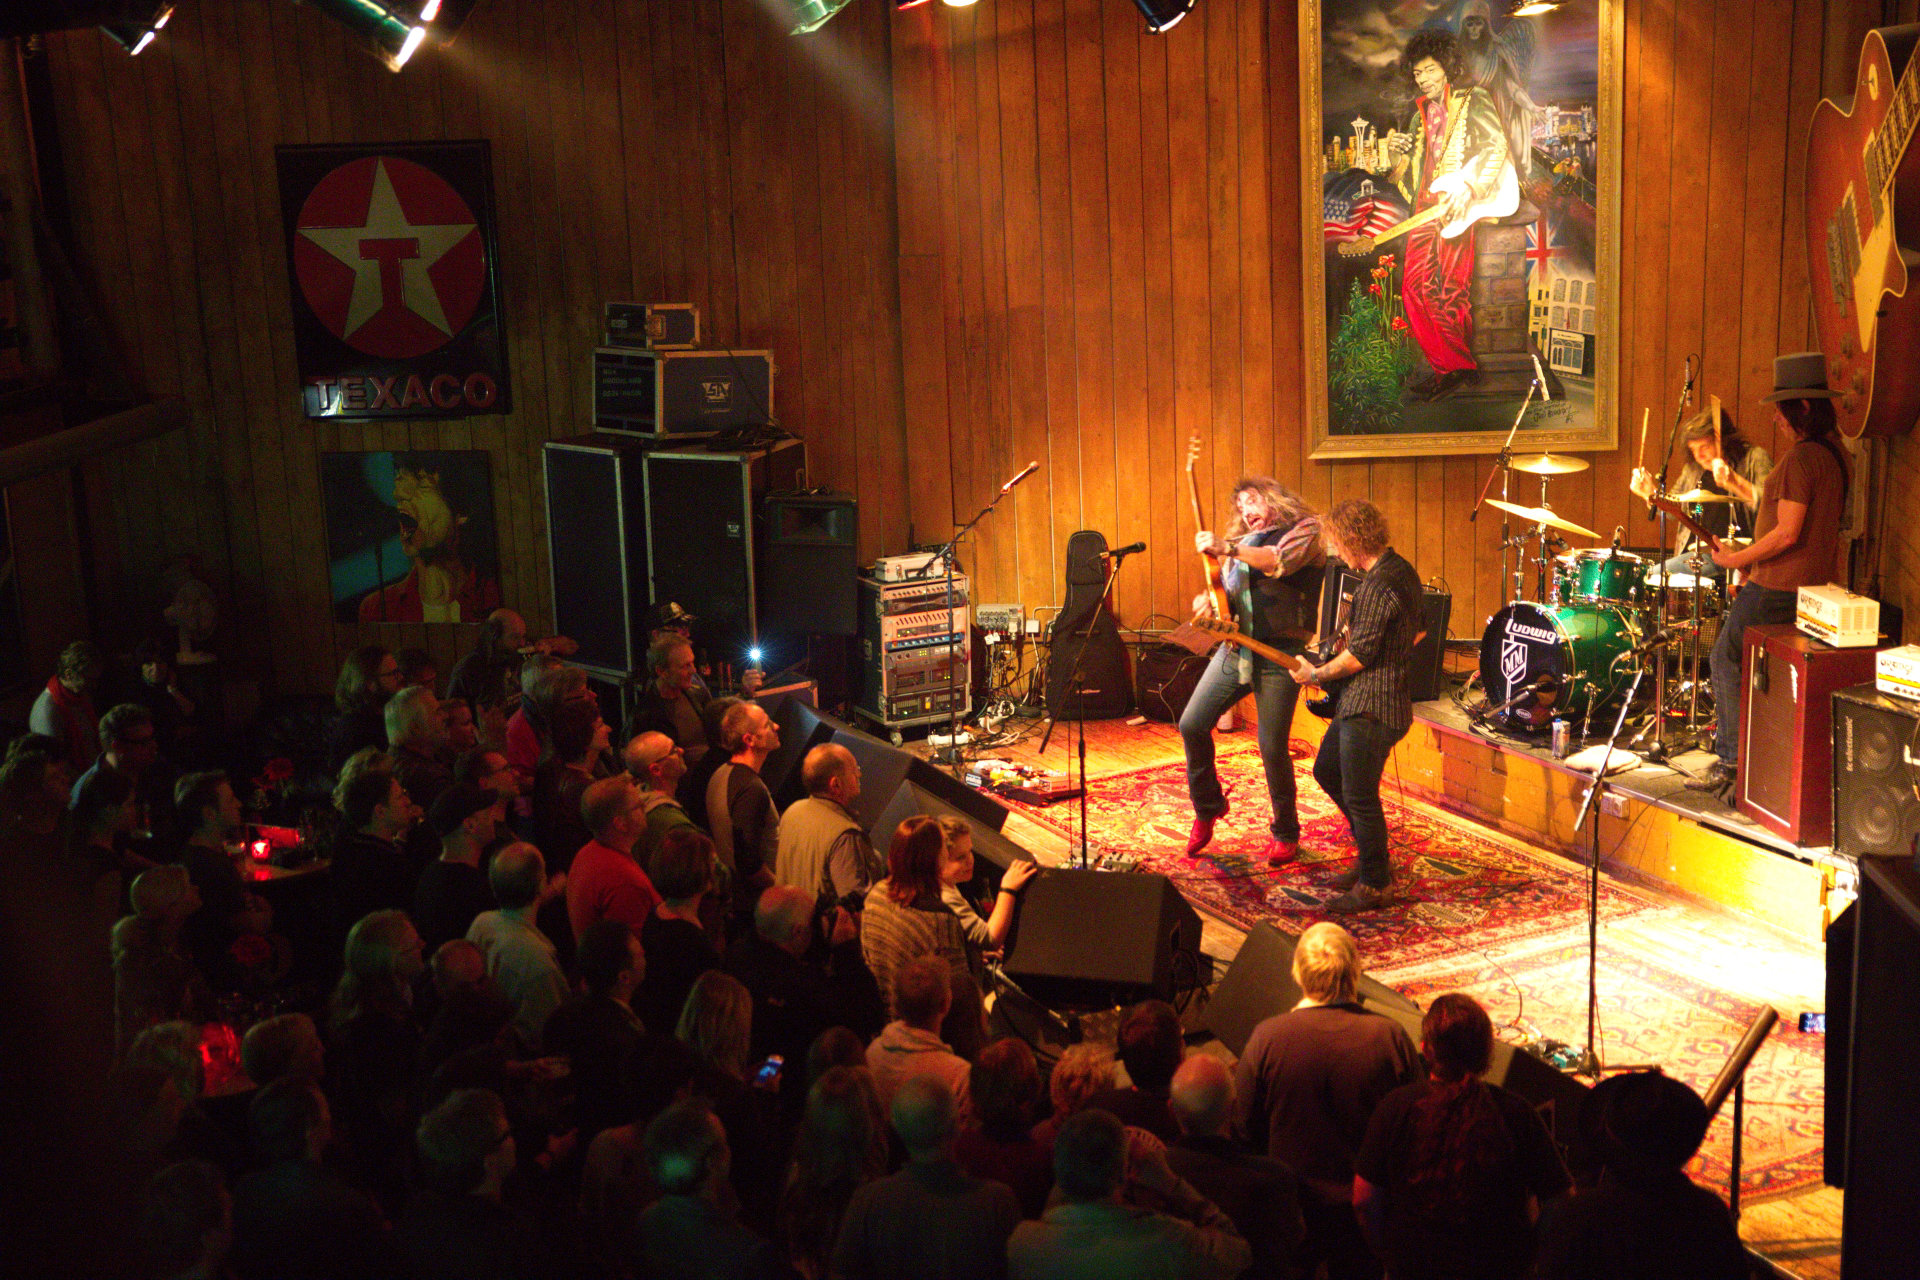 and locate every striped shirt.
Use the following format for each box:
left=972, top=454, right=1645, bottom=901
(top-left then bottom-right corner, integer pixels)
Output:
left=1335, top=549, right=1422, bottom=734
